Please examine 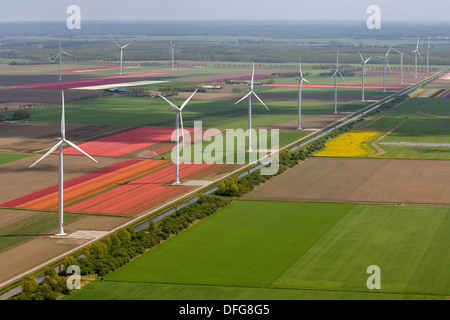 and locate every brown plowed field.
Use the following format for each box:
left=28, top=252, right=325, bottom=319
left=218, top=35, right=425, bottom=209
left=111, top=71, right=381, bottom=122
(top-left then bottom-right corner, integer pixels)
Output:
left=259, top=112, right=351, bottom=131
left=244, top=157, right=450, bottom=205
left=0, top=122, right=128, bottom=153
